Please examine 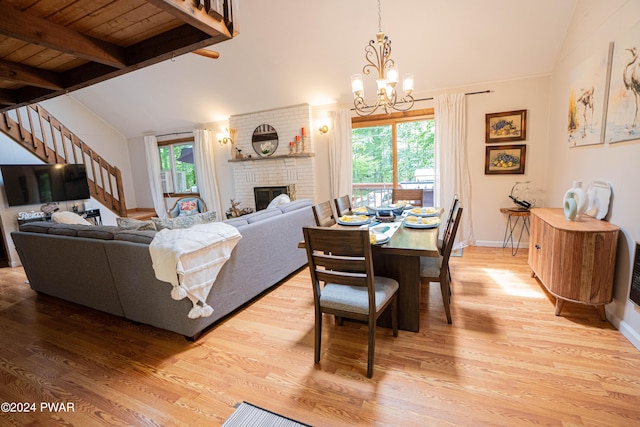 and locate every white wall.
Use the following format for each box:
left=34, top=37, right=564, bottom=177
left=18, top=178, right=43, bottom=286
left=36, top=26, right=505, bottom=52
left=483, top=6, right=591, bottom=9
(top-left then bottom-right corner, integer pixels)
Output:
left=546, top=0, right=640, bottom=350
